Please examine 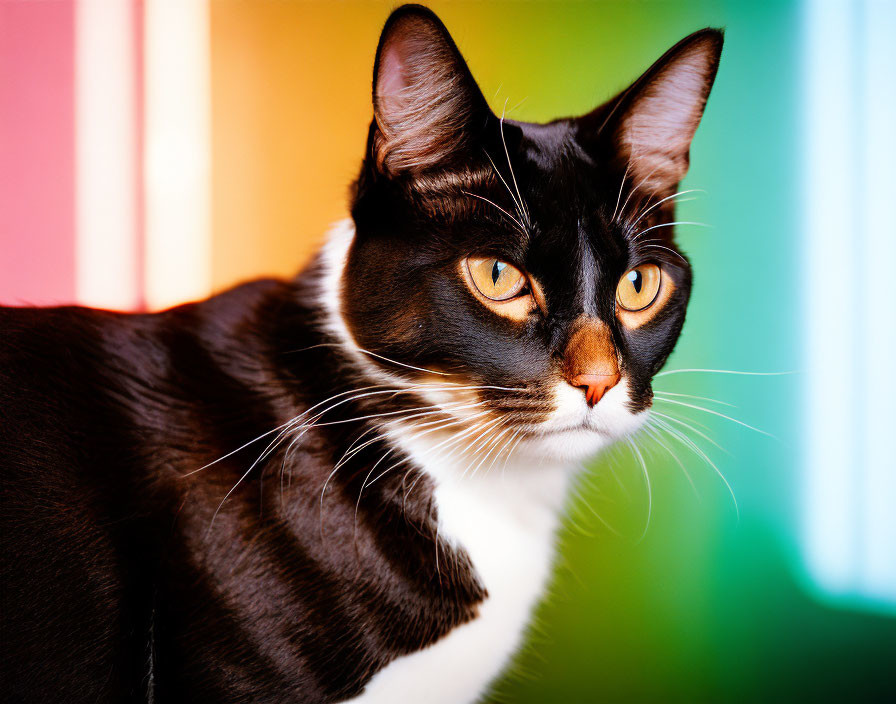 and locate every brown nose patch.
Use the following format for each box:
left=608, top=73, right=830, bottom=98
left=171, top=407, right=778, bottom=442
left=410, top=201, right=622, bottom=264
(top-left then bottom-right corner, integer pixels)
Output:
left=563, top=318, right=619, bottom=381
